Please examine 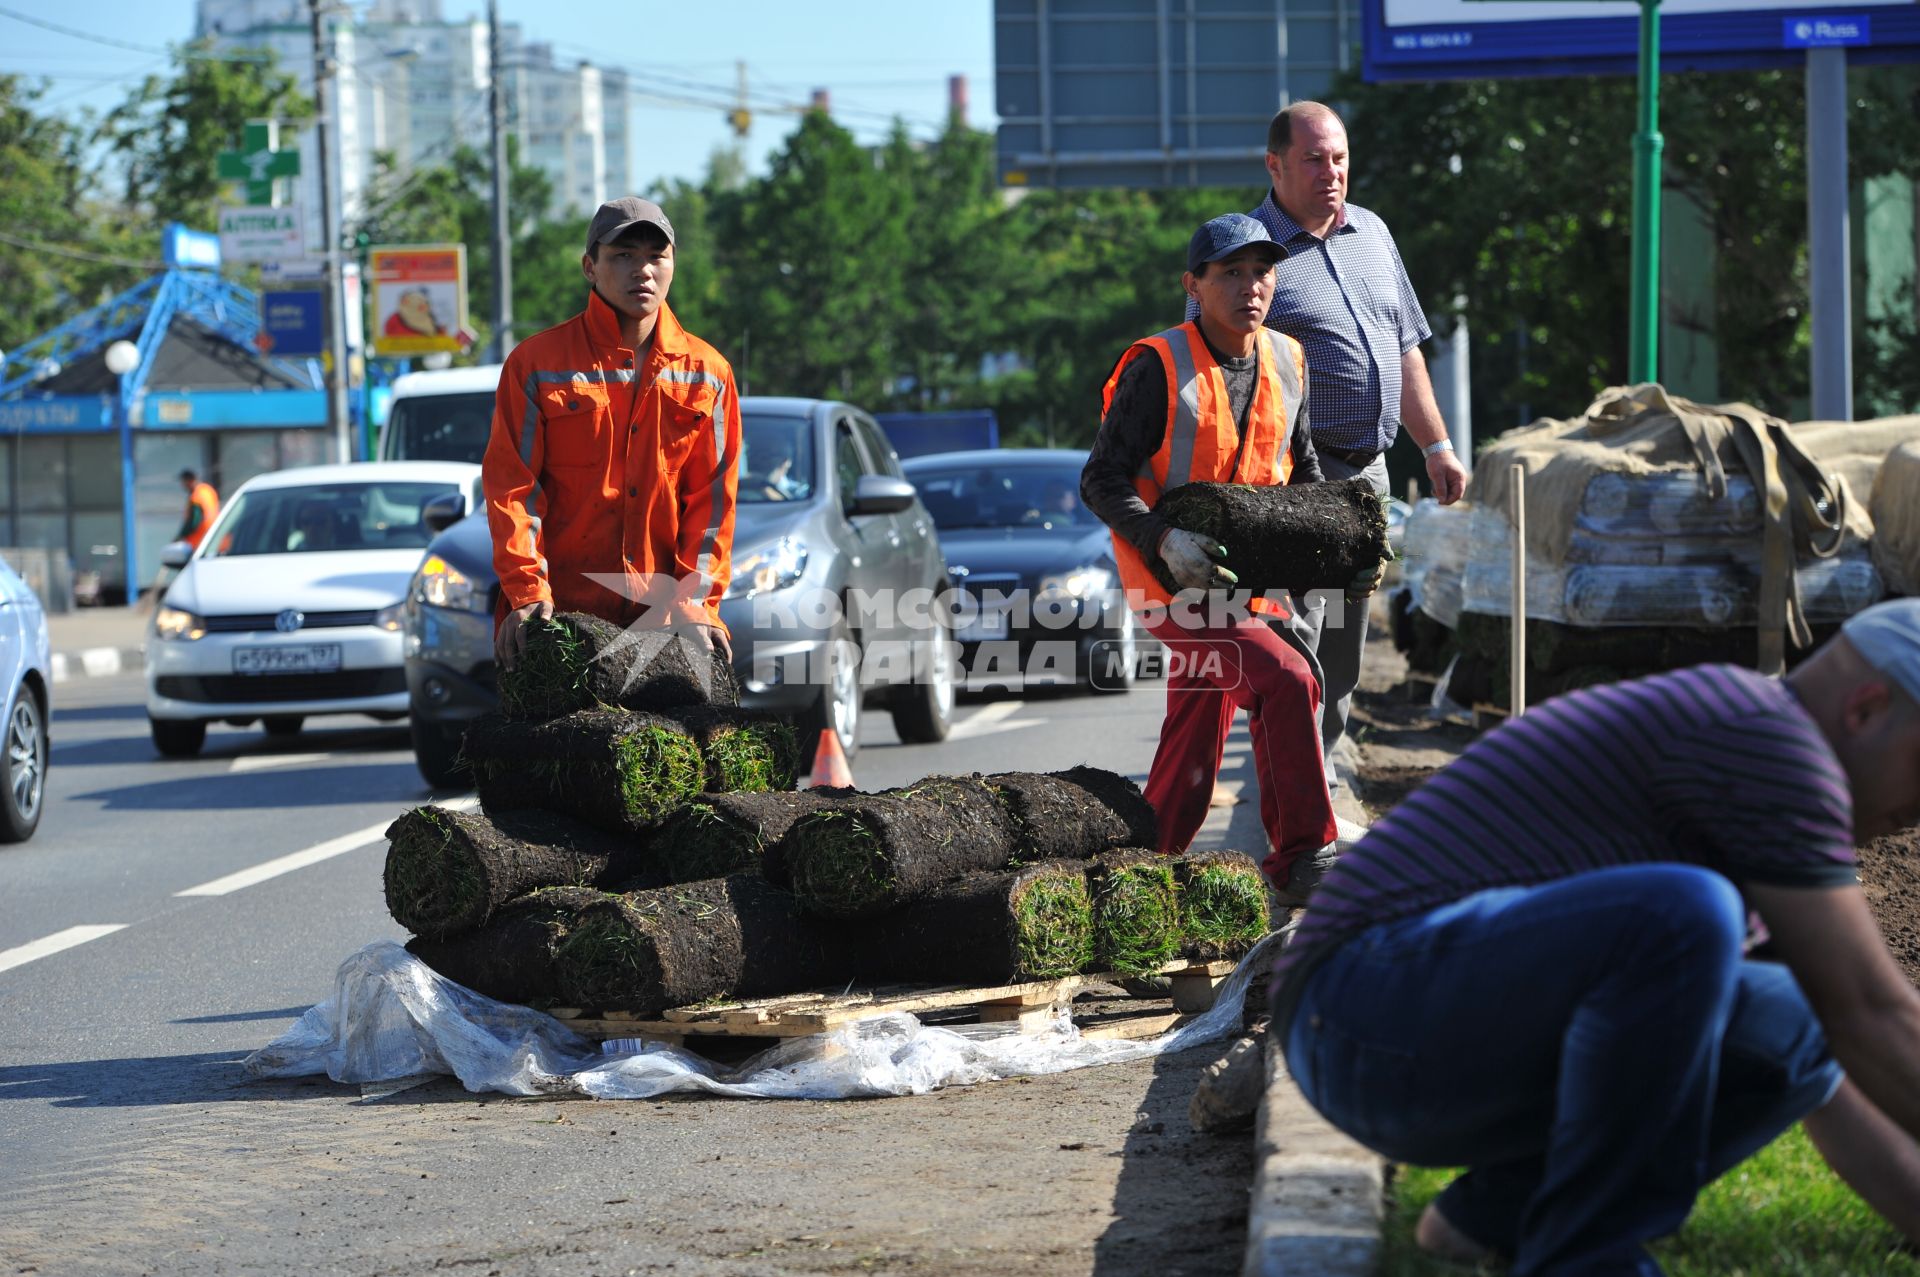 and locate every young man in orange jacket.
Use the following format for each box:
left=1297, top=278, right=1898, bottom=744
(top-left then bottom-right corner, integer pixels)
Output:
left=483, top=197, right=743, bottom=672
